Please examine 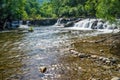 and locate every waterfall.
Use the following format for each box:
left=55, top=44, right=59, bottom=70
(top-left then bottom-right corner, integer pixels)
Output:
left=55, top=18, right=120, bottom=33
left=54, top=18, right=67, bottom=27
left=73, top=19, right=98, bottom=30
left=55, top=18, right=61, bottom=26
left=72, top=19, right=120, bottom=33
